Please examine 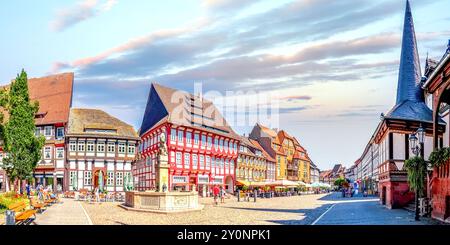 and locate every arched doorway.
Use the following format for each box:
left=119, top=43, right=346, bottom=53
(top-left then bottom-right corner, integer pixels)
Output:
left=93, top=170, right=106, bottom=190
left=225, top=176, right=233, bottom=193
